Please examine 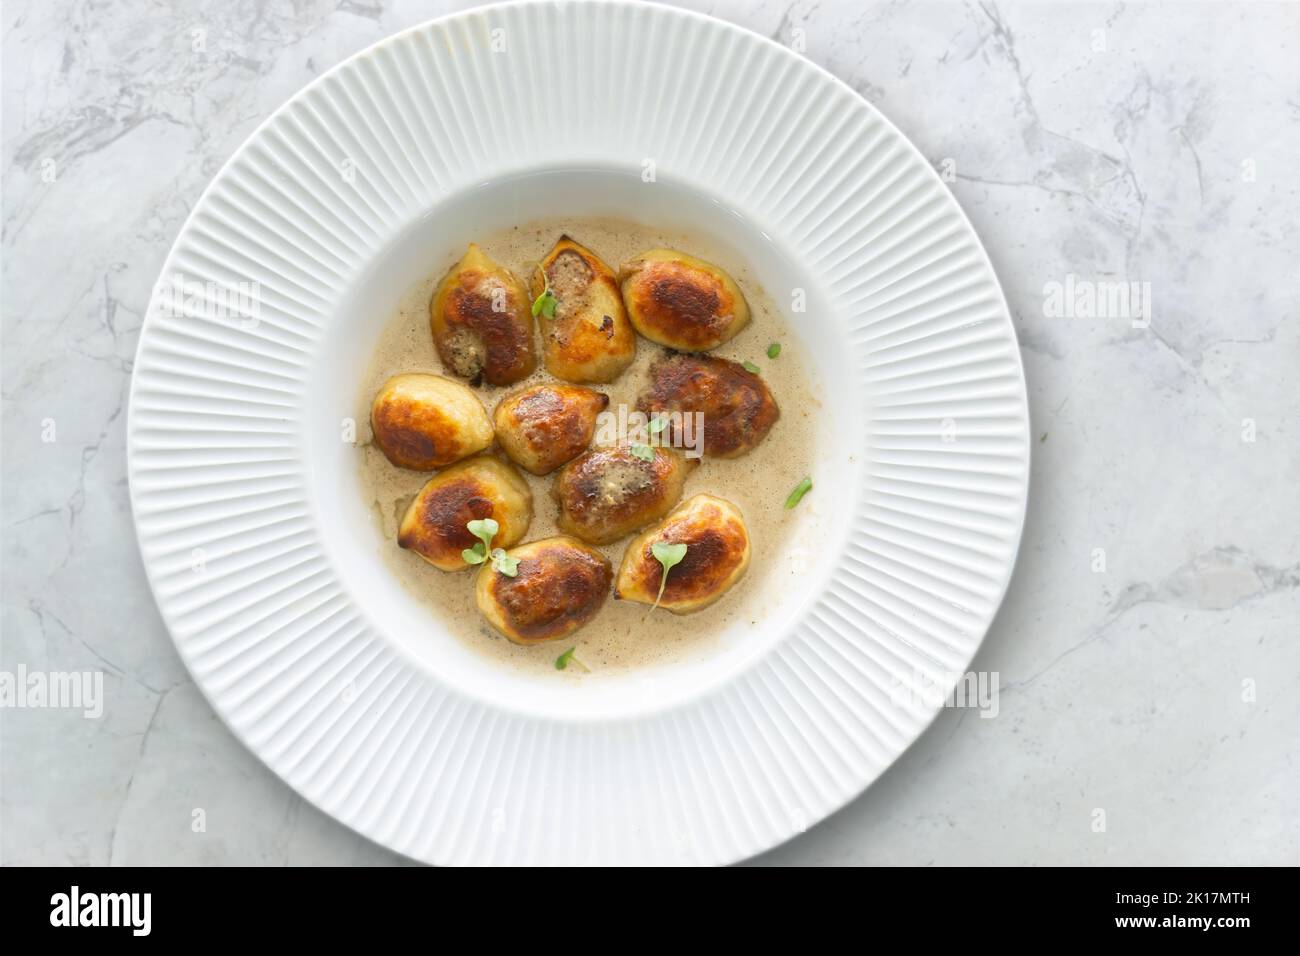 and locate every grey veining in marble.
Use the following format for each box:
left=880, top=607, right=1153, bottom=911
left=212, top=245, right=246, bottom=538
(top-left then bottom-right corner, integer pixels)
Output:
left=2, top=0, right=1296, bottom=865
